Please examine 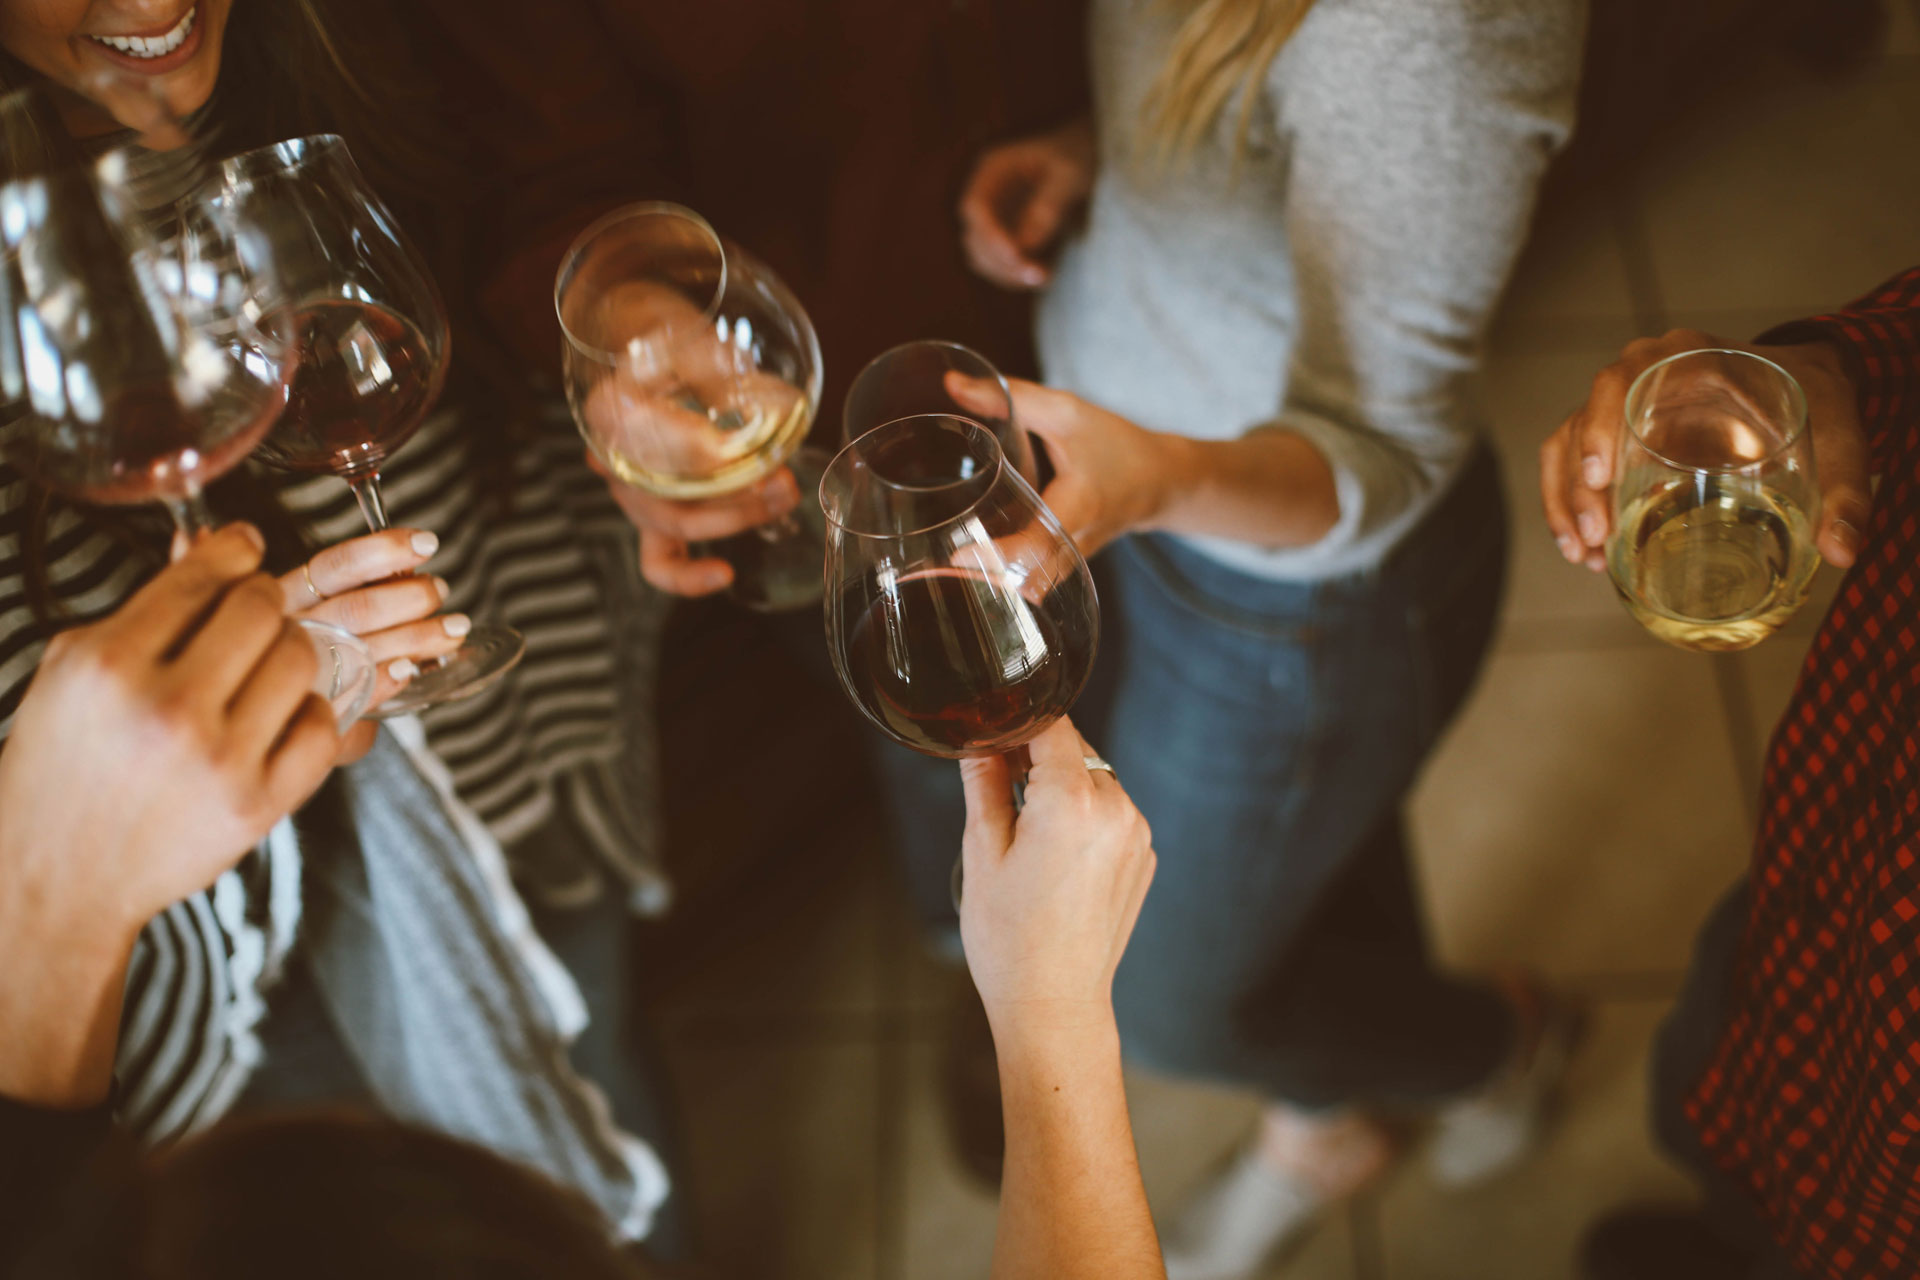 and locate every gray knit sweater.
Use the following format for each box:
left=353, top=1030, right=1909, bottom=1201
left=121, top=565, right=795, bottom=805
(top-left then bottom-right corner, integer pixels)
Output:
left=1038, top=0, right=1587, bottom=580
